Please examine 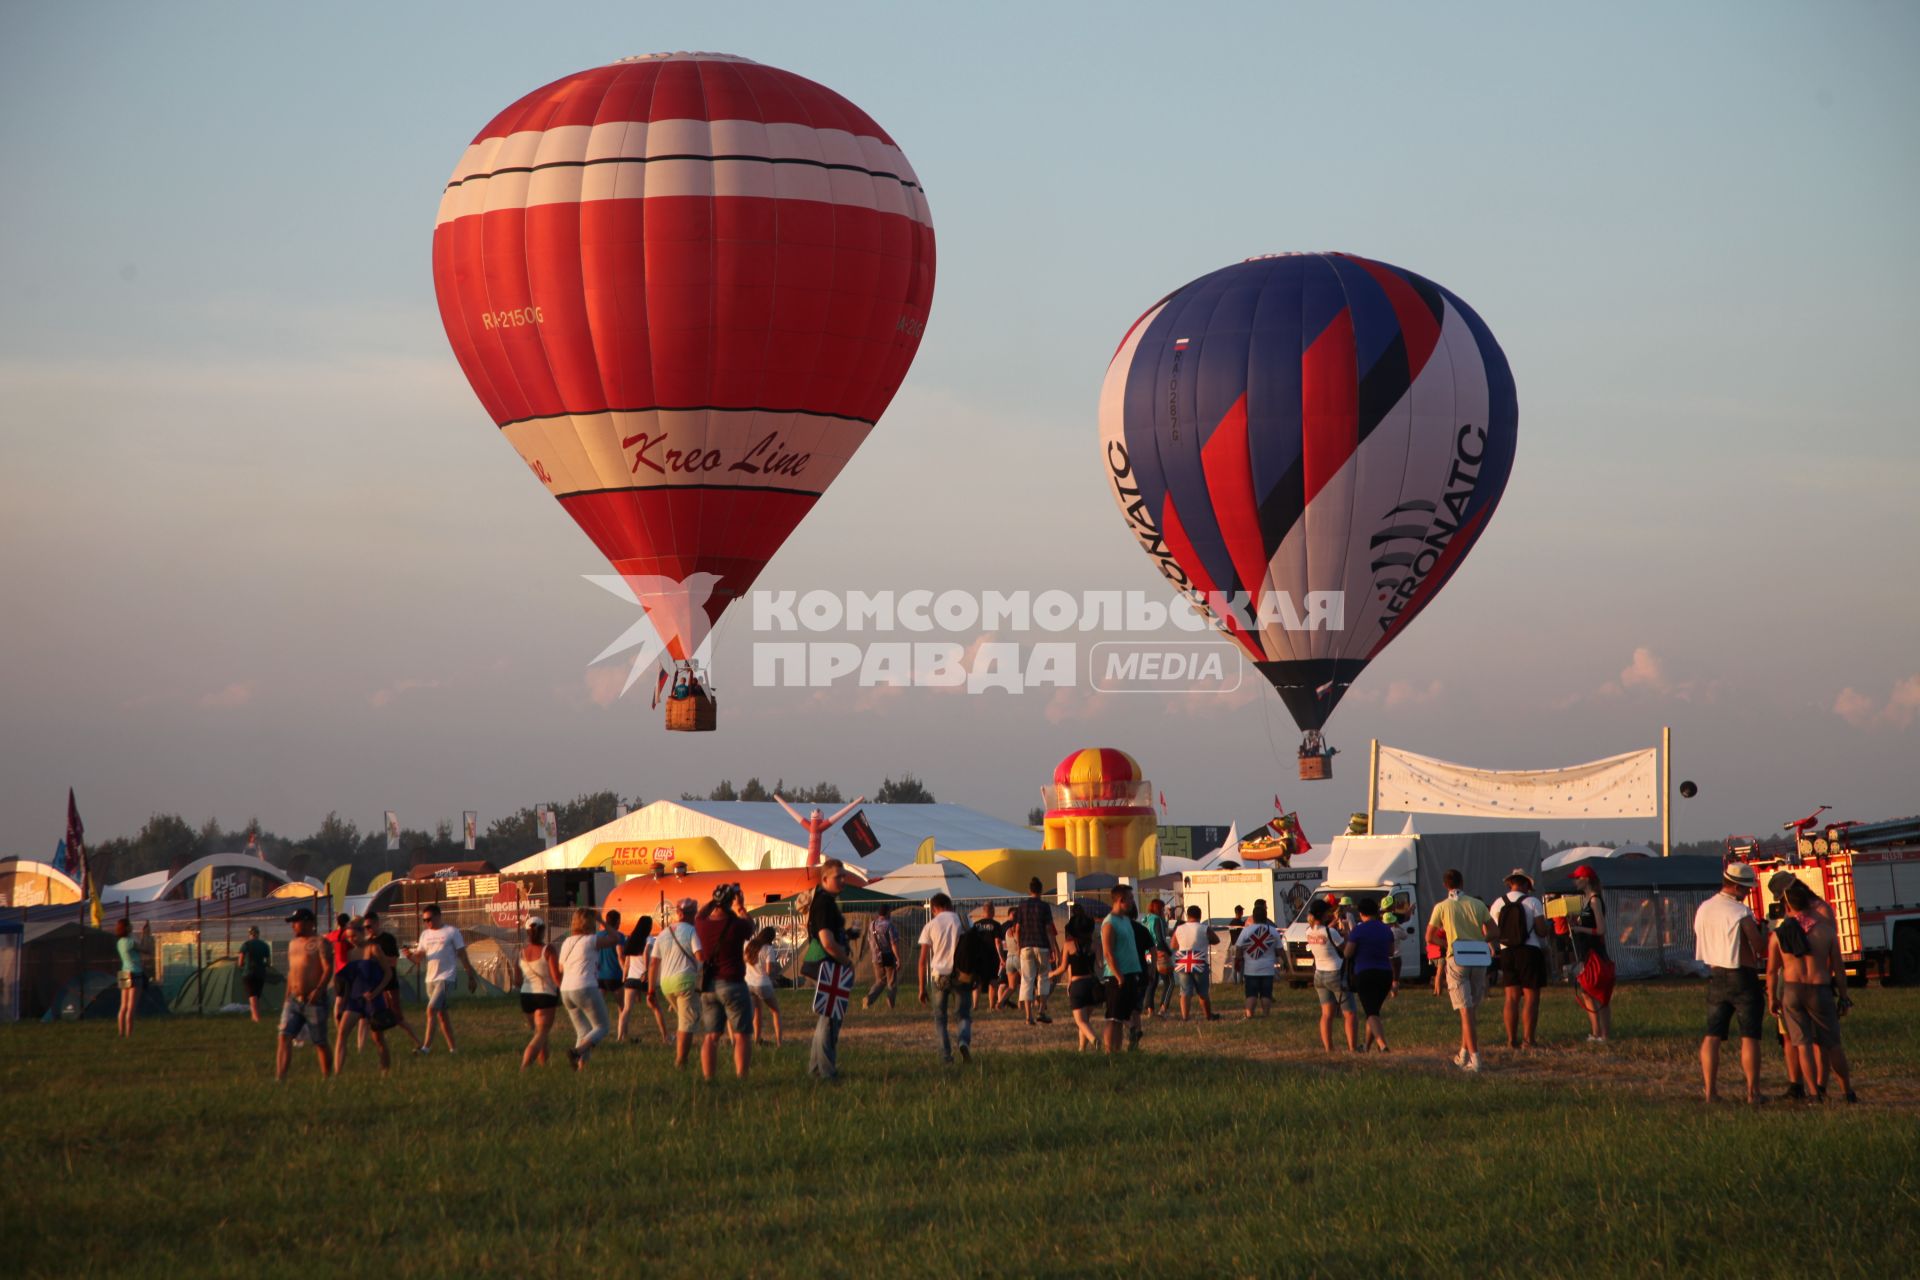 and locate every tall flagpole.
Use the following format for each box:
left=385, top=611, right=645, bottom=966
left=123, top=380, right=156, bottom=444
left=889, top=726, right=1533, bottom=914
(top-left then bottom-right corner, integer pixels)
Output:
left=1661, top=725, right=1672, bottom=857
left=1367, top=739, right=1380, bottom=835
